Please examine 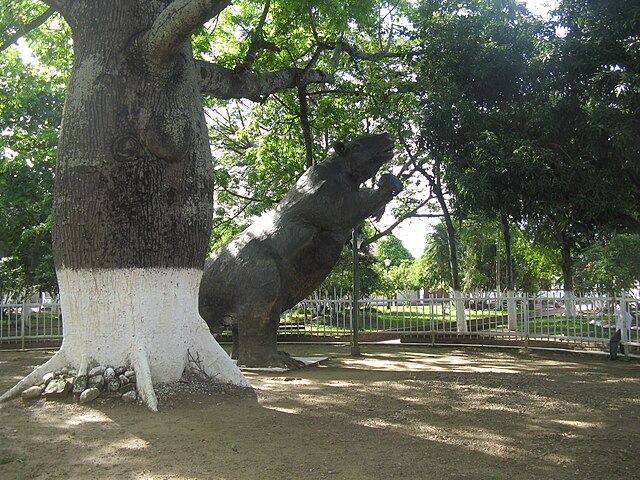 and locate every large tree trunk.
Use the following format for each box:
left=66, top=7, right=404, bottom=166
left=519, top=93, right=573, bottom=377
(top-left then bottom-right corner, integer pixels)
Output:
left=501, top=214, right=517, bottom=330
left=1, top=1, right=248, bottom=410
left=431, top=175, right=467, bottom=333
left=560, top=228, right=576, bottom=317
